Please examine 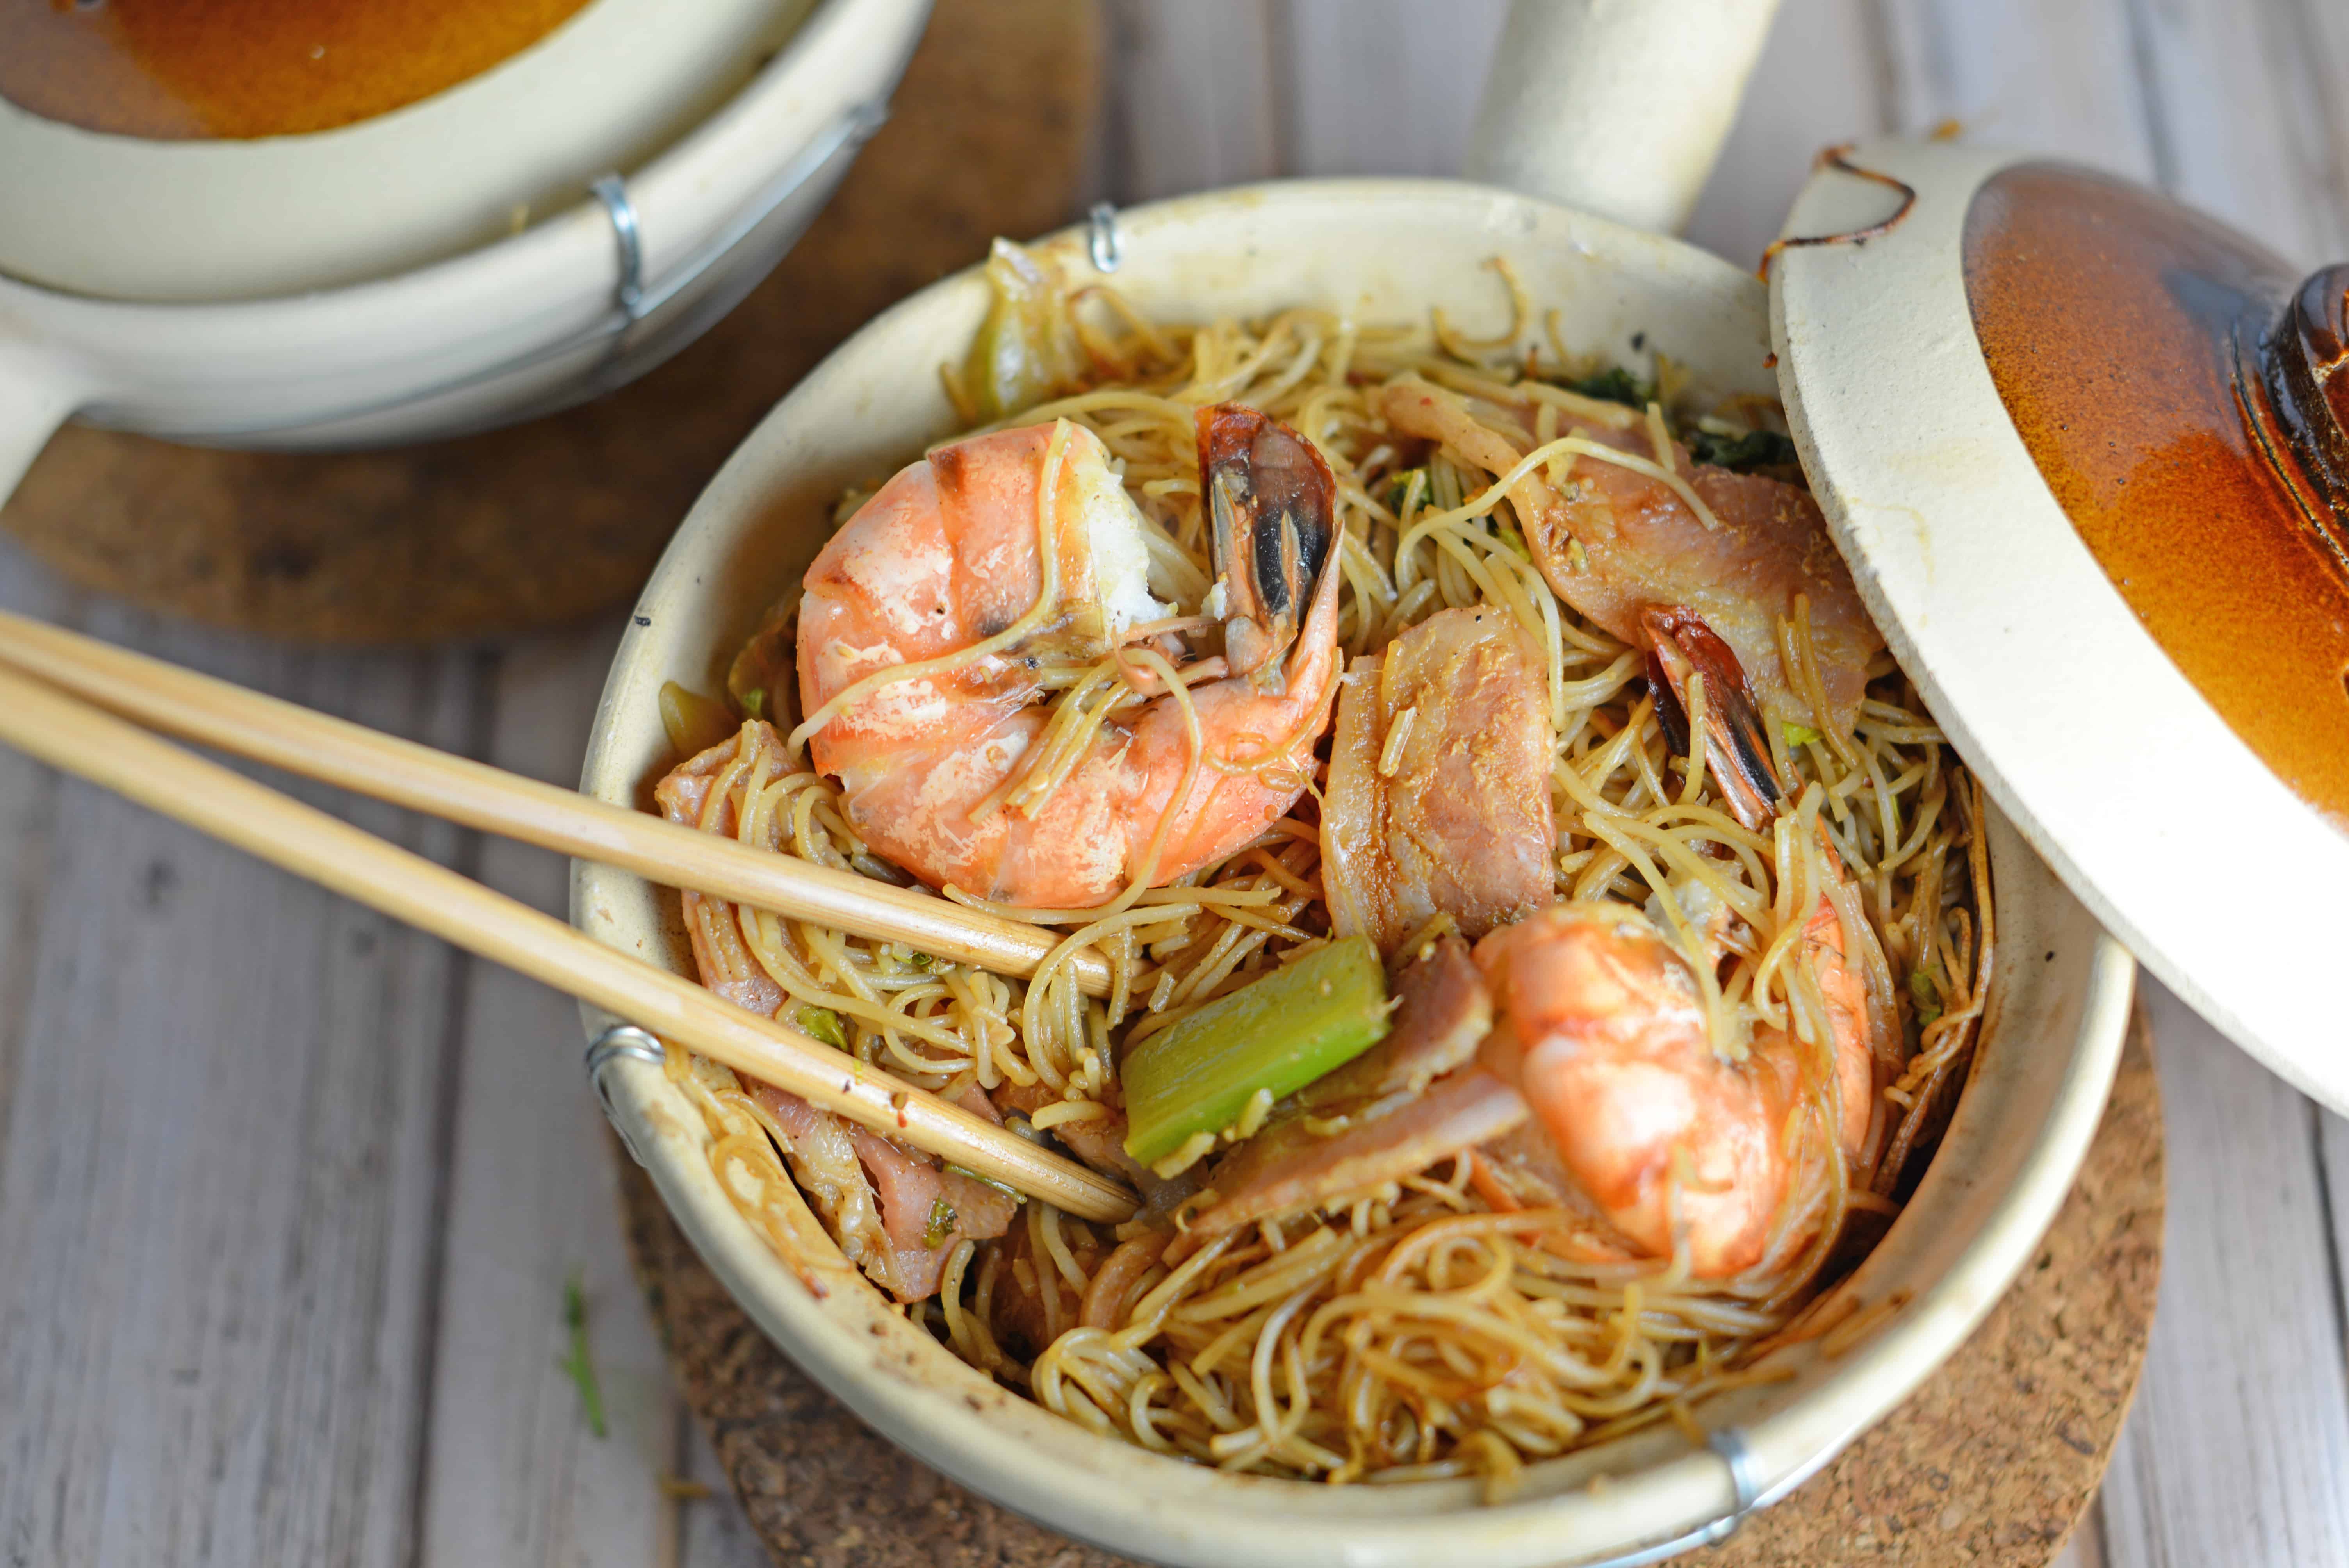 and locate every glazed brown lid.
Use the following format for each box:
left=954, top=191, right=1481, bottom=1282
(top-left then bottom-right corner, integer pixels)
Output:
left=1964, top=163, right=2349, bottom=825
left=1770, top=139, right=2349, bottom=1112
